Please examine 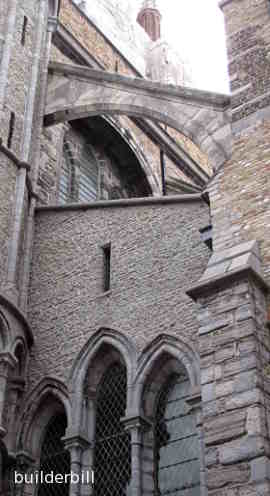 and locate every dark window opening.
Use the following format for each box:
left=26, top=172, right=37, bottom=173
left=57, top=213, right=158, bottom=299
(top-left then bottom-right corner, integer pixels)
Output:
left=199, top=224, right=213, bottom=250
left=103, top=244, right=111, bottom=292
left=93, top=363, right=131, bottom=496
left=21, top=16, right=28, bottom=46
left=115, top=60, right=119, bottom=72
left=154, top=374, right=200, bottom=495
left=38, top=414, right=70, bottom=496
left=7, top=112, right=15, bottom=149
